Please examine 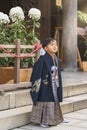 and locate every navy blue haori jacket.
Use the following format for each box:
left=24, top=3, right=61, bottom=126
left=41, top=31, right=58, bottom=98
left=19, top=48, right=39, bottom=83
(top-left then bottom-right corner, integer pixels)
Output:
left=30, top=52, right=63, bottom=105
